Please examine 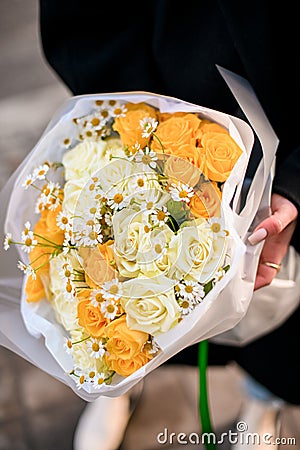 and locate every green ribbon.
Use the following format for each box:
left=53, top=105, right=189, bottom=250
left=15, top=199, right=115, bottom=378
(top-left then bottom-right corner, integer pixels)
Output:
left=198, top=339, right=217, bottom=450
